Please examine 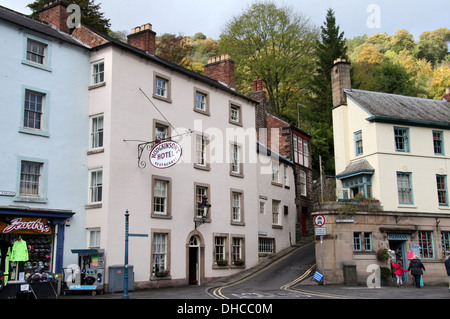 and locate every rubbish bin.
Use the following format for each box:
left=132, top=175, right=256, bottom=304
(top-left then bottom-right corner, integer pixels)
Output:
left=108, top=265, right=134, bottom=293
left=343, top=265, right=357, bottom=286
